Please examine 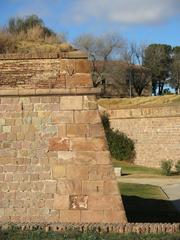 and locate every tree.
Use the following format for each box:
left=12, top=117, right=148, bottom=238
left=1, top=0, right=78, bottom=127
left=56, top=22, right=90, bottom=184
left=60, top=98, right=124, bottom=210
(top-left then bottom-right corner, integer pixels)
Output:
left=121, top=42, right=151, bottom=97
left=144, top=44, right=172, bottom=95
left=74, top=33, right=125, bottom=88
left=7, top=15, right=56, bottom=38
left=170, top=46, right=180, bottom=94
